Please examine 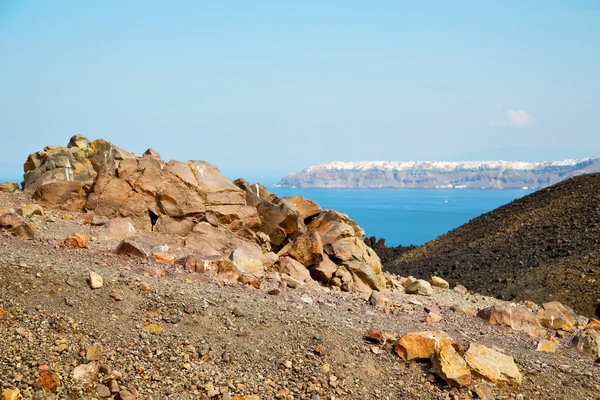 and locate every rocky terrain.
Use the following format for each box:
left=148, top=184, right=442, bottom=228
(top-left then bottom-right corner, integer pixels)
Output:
left=2, top=137, right=600, bottom=399
left=276, top=159, right=600, bottom=189
left=387, top=173, right=600, bottom=319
